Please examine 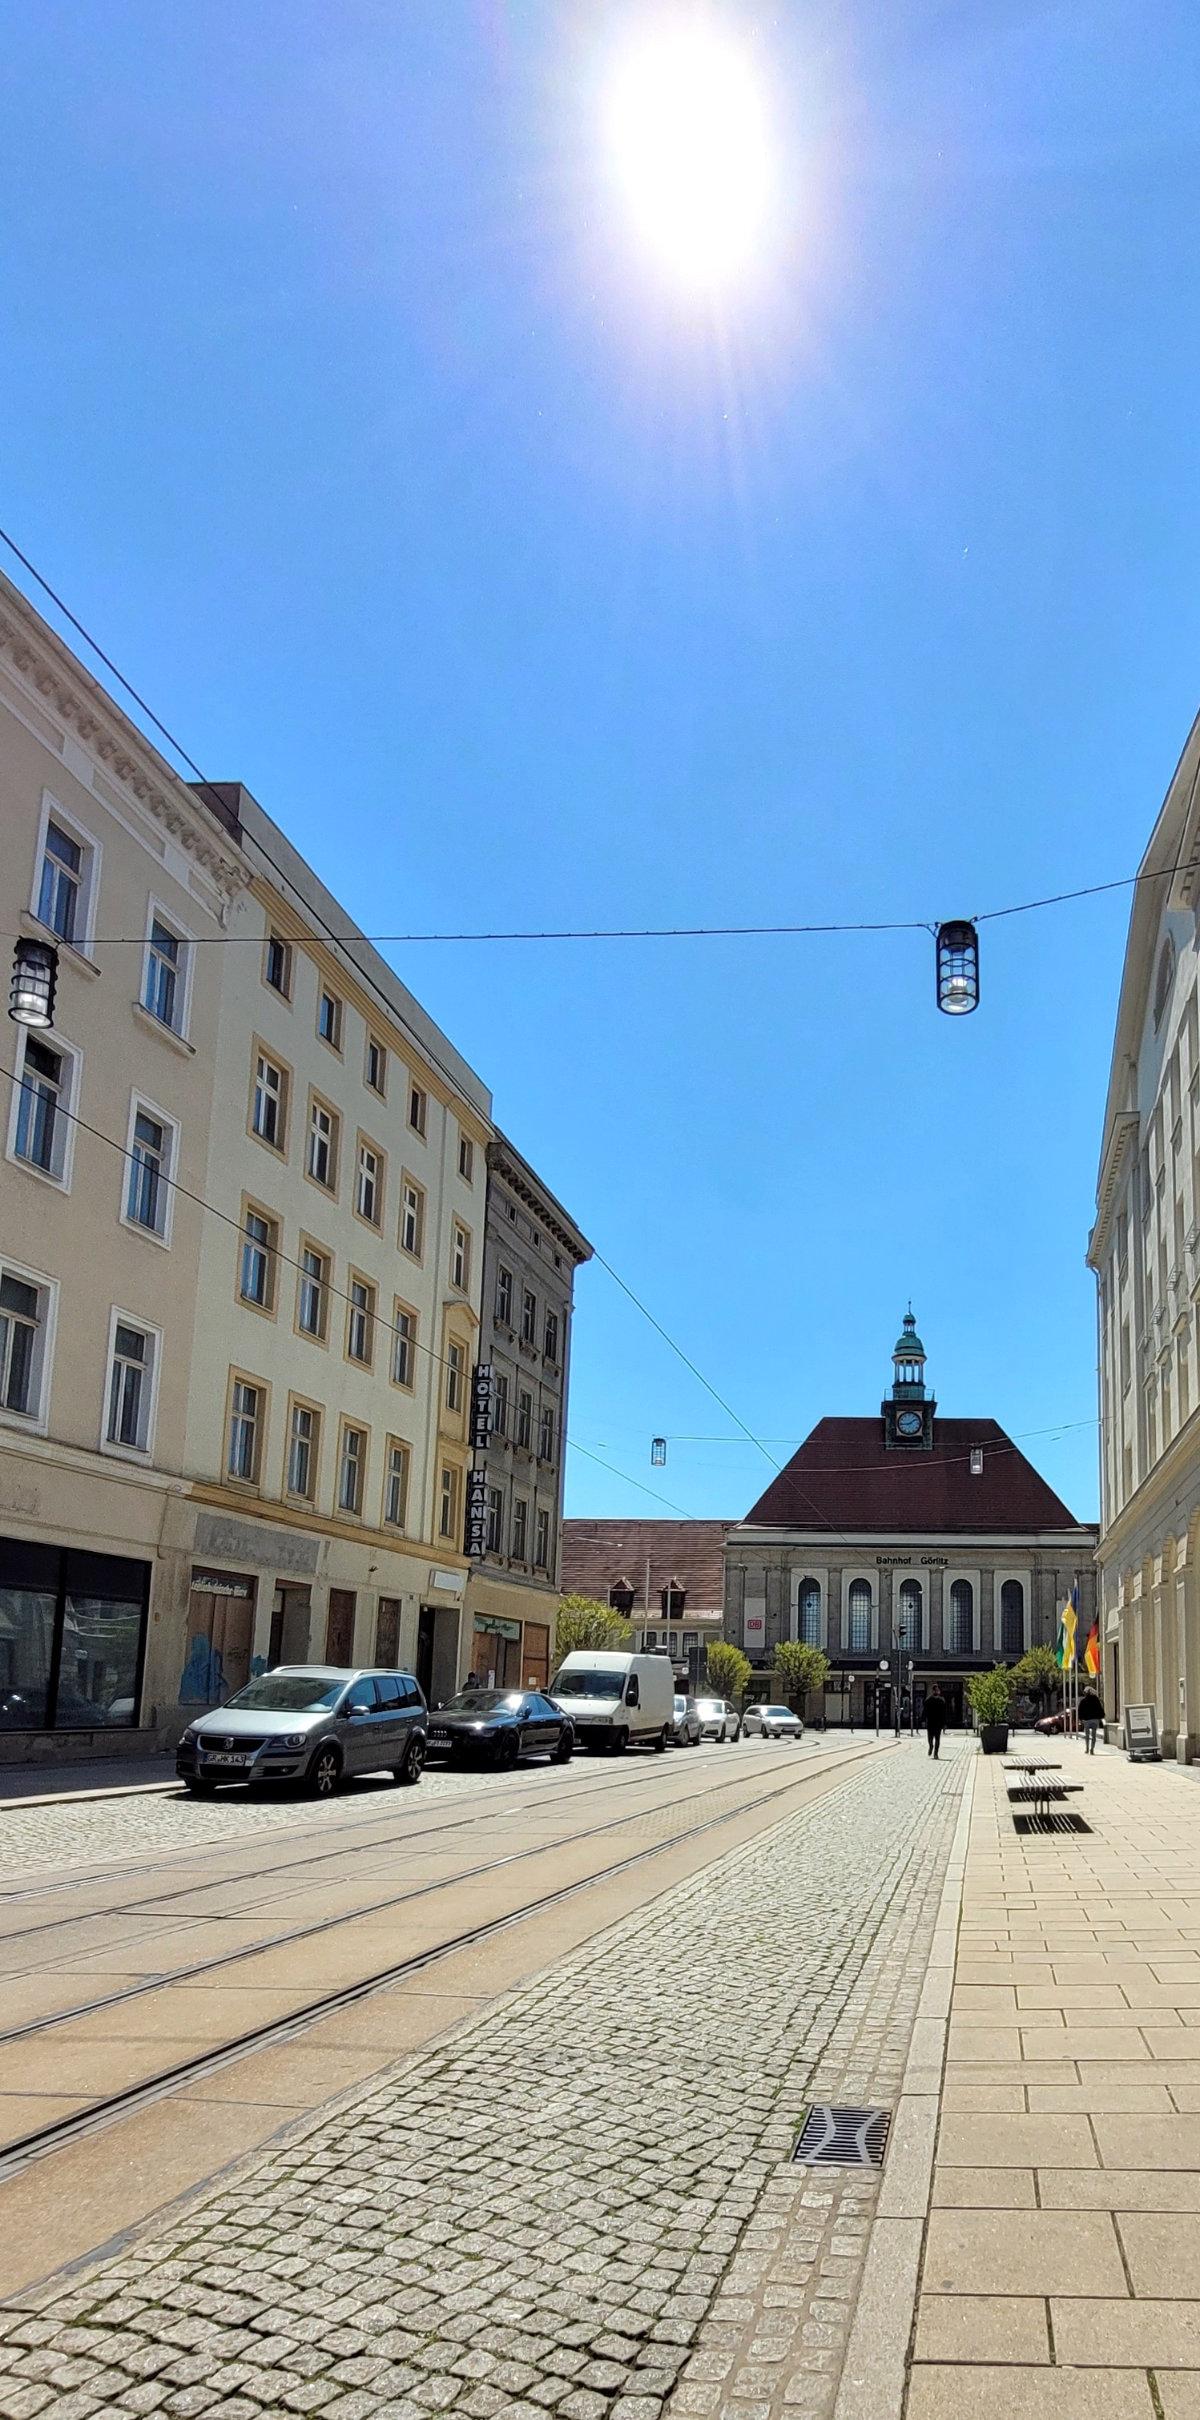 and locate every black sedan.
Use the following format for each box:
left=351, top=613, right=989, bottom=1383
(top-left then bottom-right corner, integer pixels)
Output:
left=425, top=1688, right=575, bottom=1768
